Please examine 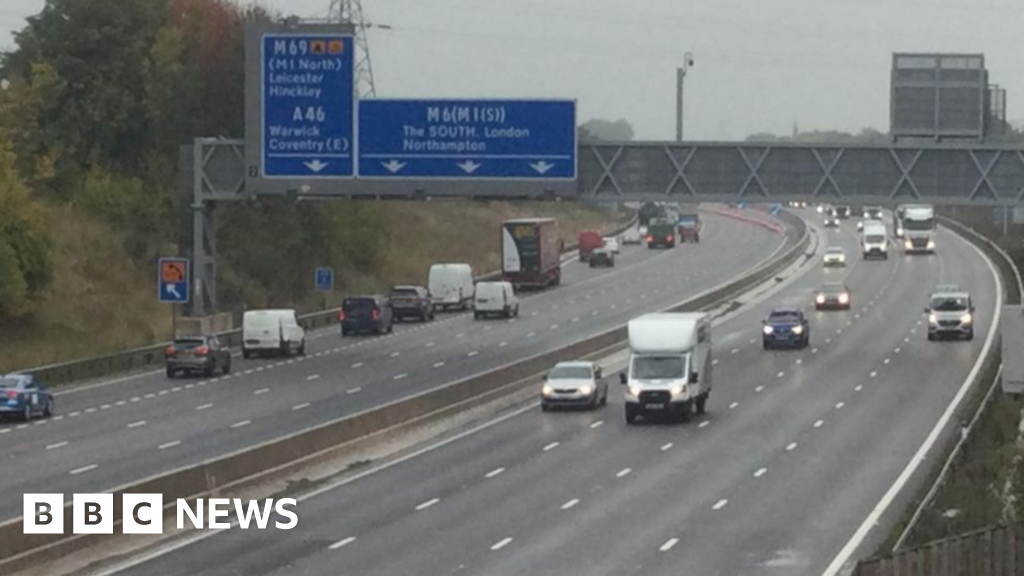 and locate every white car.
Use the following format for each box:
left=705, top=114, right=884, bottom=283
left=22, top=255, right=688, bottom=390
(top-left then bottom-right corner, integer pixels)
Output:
left=822, top=246, right=846, bottom=267
left=603, top=237, right=620, bottom=254
left=622, top=229, right=642, bottom=245
left=541, top=361, right=607, bottom=411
